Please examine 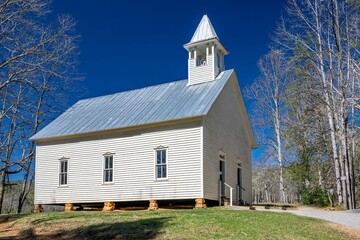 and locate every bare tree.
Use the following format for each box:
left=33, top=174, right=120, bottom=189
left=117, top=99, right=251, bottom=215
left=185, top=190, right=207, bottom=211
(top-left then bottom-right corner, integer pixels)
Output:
left=245, top=50, right=289, bottom=203
left=275, top=0, right=359, bottom=209
left=0, top=0, right=79, bottom=213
